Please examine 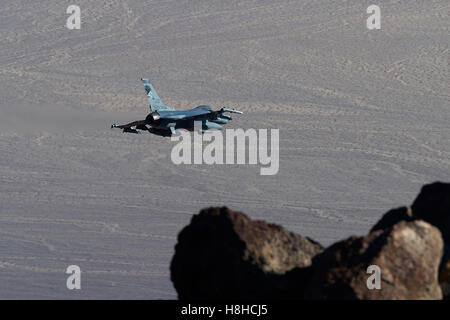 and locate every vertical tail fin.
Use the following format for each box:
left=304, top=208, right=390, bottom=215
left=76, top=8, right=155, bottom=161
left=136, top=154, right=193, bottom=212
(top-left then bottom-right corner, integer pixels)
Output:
left=141, top=78, right=174, bottom=111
